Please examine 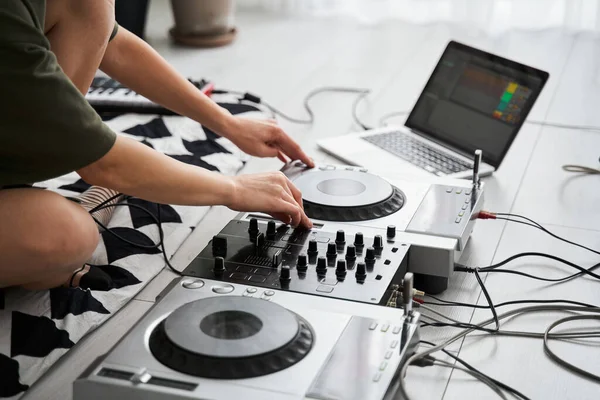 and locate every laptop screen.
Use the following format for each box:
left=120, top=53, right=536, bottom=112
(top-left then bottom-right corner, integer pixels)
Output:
left=405, top=41, right=549, bottom=167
